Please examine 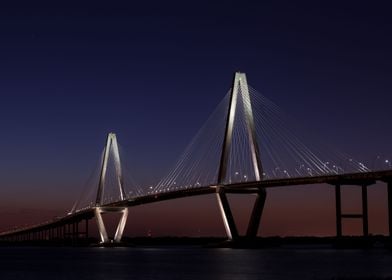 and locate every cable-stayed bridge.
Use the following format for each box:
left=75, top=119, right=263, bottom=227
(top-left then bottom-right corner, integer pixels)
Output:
left=1, top=72, right=392, bottom=244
